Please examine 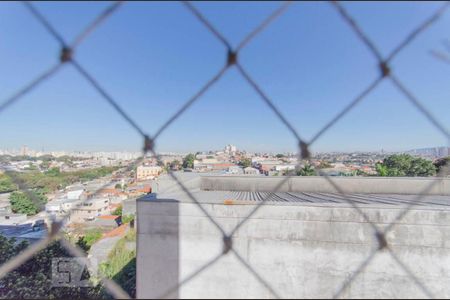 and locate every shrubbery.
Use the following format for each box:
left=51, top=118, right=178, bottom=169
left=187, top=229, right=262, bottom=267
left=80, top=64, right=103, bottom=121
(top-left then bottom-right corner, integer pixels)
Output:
left=9, top=190, right=47, bottom=215
left=76, top=228, right=103, bottom=252
left=99, top=230, right=136, bottom=298
left=376, top=154, right=436, bottom=177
